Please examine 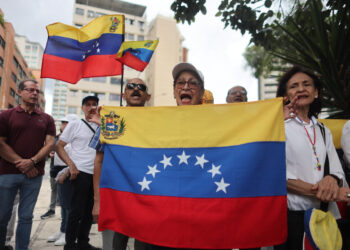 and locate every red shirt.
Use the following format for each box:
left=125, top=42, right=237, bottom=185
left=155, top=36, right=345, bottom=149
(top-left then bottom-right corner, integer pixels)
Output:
left=0, top=105, right=56, bottom=175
